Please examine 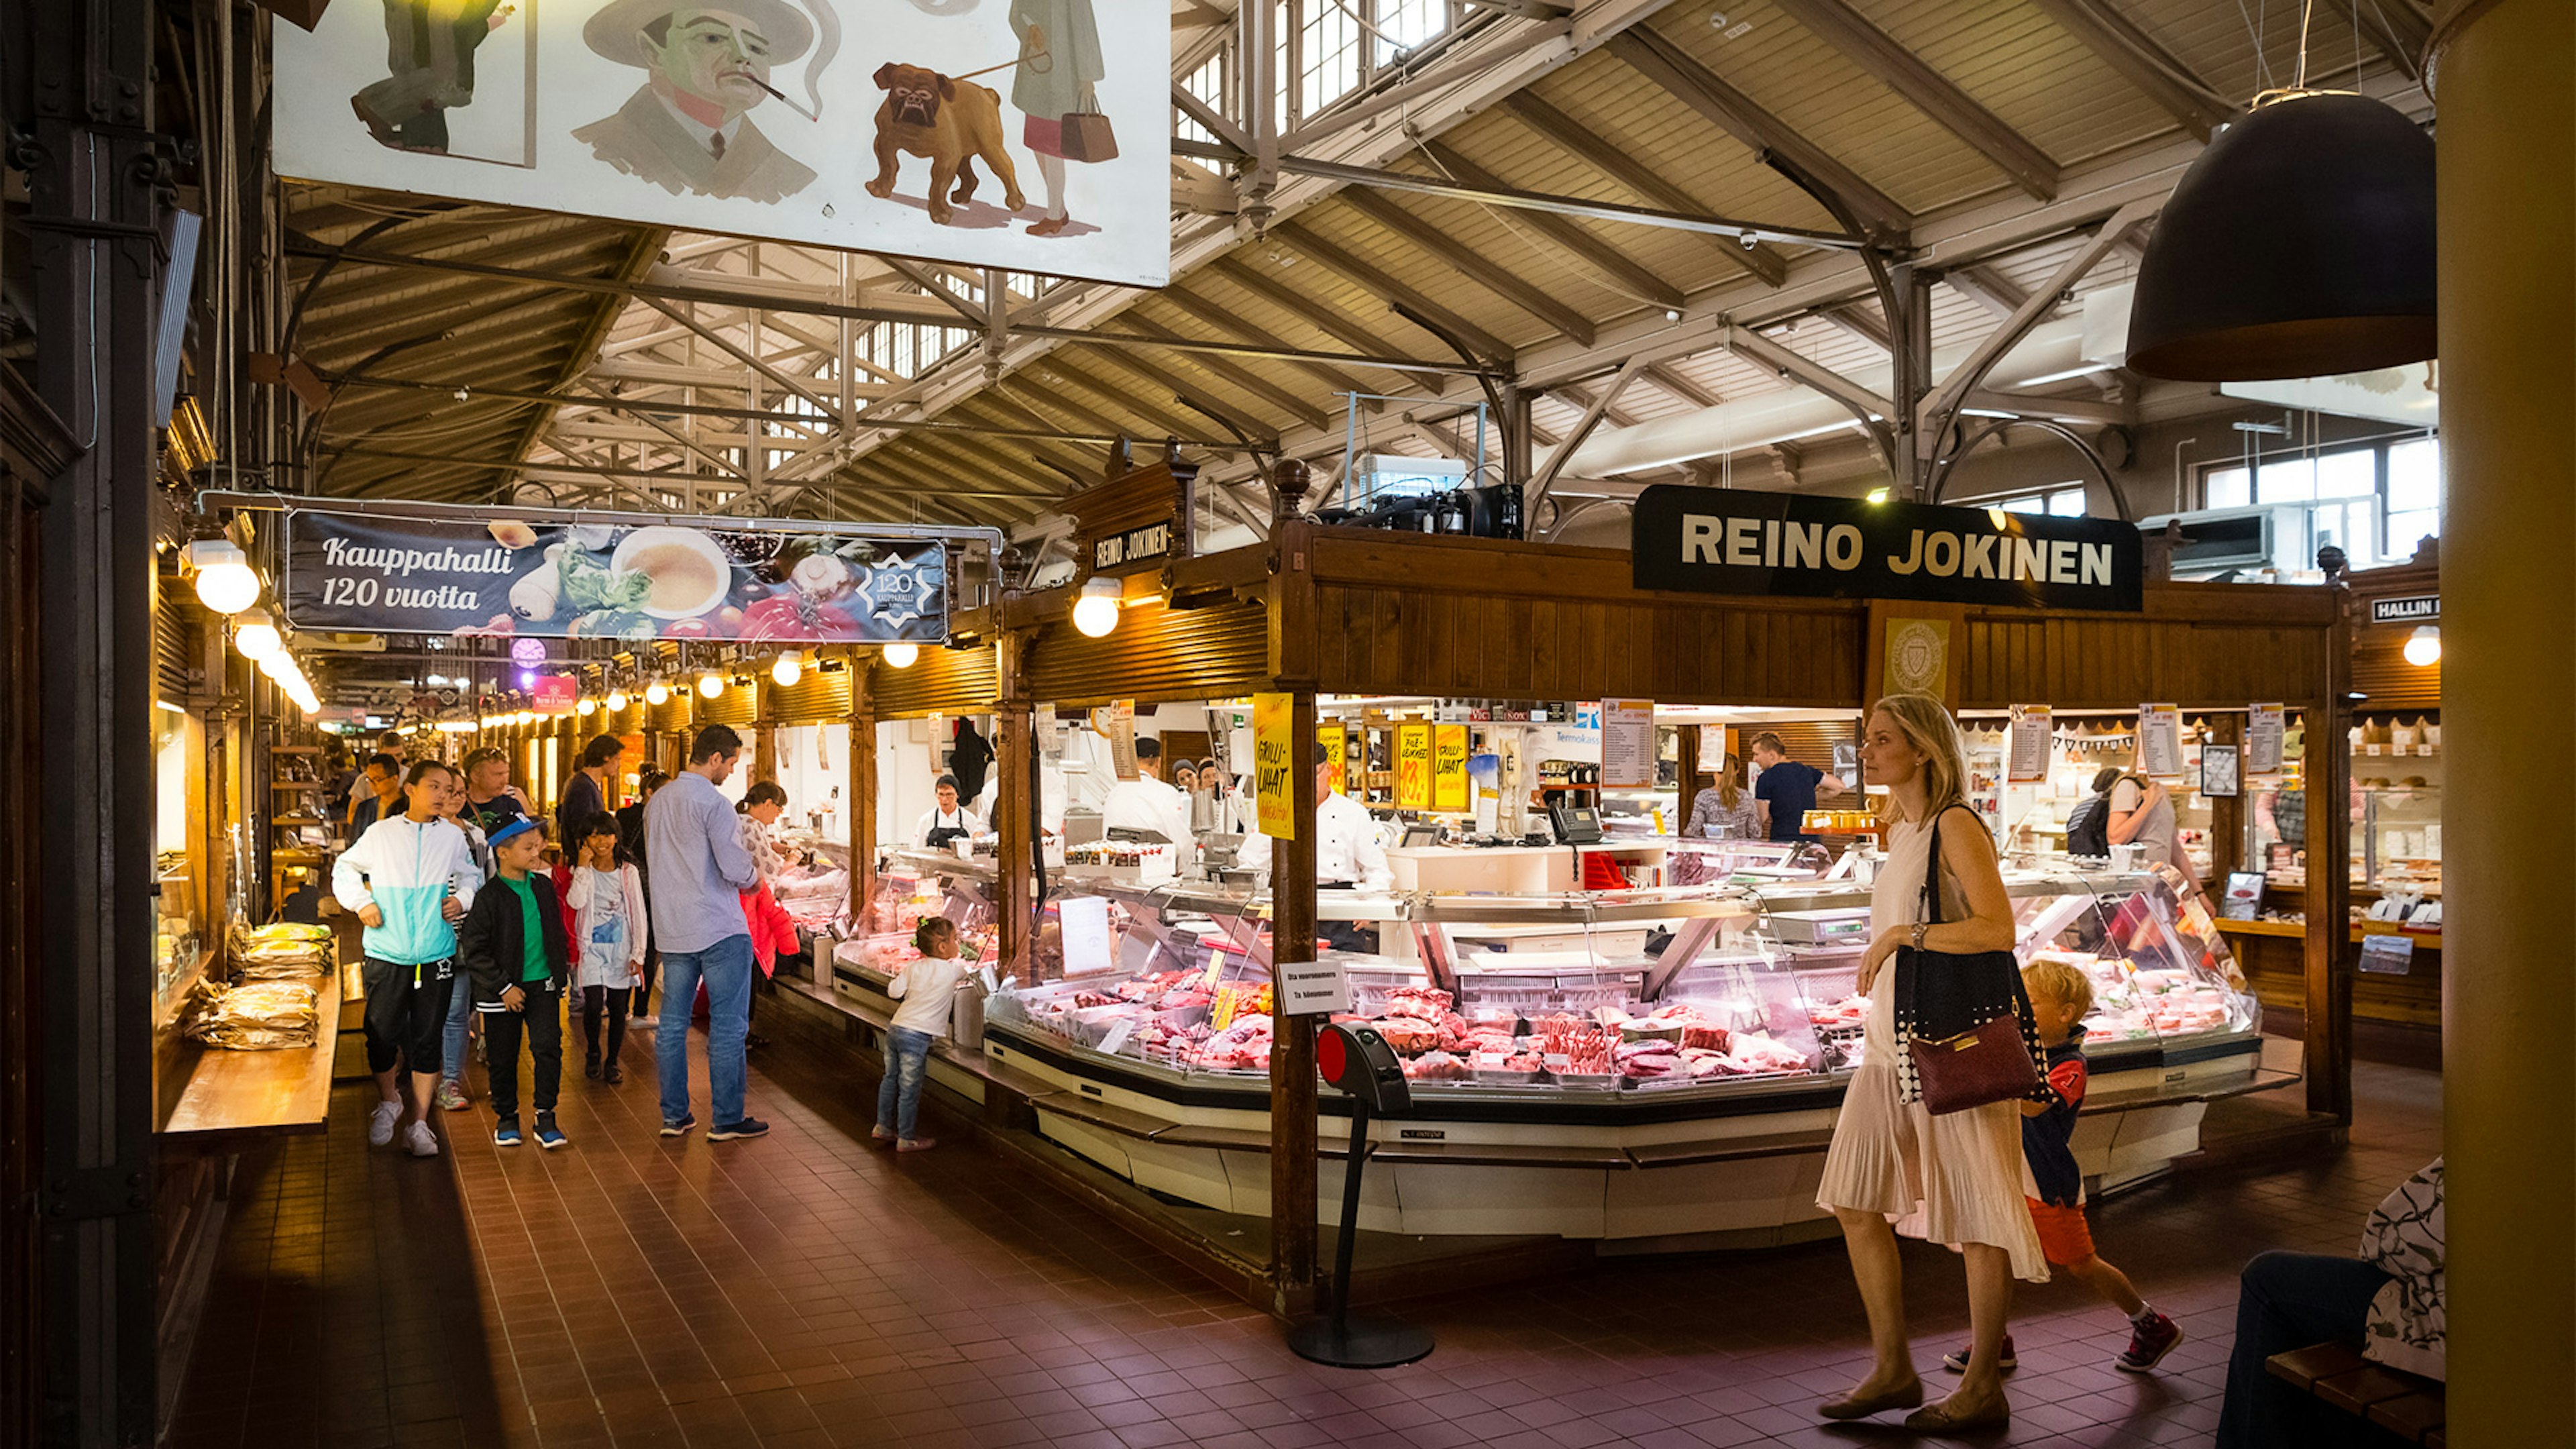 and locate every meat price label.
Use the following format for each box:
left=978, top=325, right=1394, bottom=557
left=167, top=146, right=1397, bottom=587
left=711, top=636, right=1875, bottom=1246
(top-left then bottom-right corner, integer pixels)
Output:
left=1278, top=958, right=1351, bottom=1016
